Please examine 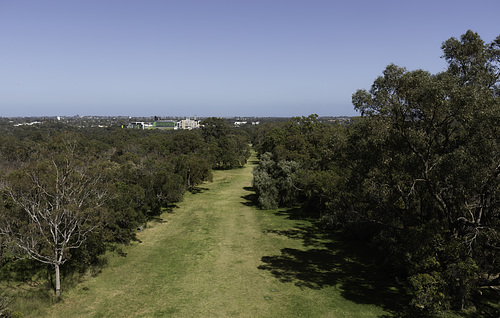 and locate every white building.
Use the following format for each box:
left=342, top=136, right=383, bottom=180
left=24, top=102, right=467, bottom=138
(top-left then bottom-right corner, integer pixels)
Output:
left=179, top=117, right=199, bottom=130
